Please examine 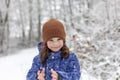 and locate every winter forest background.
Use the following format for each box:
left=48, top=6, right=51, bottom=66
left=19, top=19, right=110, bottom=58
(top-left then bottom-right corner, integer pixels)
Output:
left=0, top=0, right=120, bottom=80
